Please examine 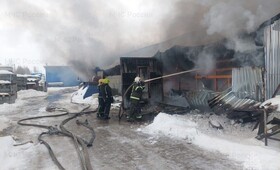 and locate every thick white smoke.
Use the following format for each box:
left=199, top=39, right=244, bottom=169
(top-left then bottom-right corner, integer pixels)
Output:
left=201, top=0, right=280, bottom=52
left=0, top=0, right=279, bottom=78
